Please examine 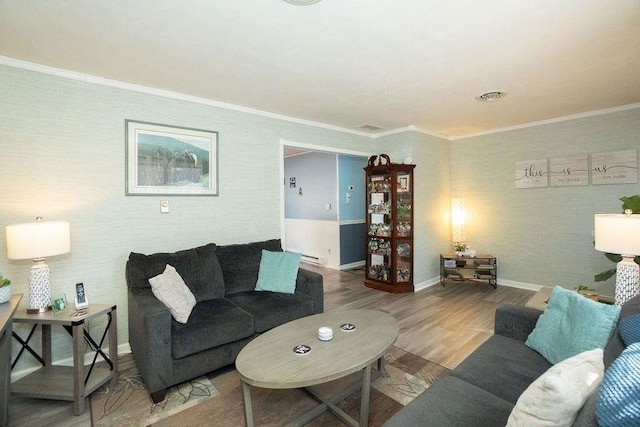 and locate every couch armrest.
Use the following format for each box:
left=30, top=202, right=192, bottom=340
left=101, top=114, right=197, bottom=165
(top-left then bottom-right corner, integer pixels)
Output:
left=494, top=304, right=543, bottom=342
left=127, top=288, right=174, bottom=393
left=295, top=268, right=324, bottom=313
